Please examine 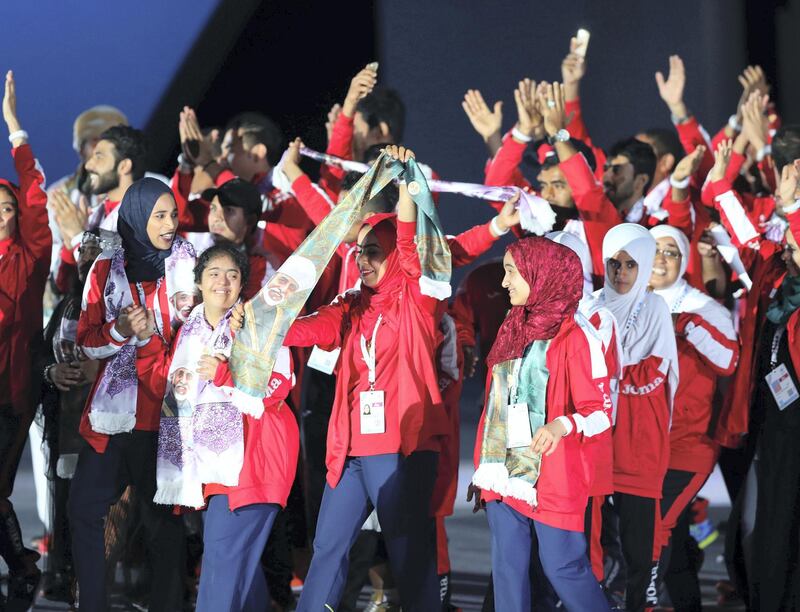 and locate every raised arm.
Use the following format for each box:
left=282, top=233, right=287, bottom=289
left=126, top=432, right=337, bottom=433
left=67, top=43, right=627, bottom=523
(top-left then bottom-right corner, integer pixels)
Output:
left=4, top=71, right=50, bottom=261
left=461, top=89, right=503, bottom=157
